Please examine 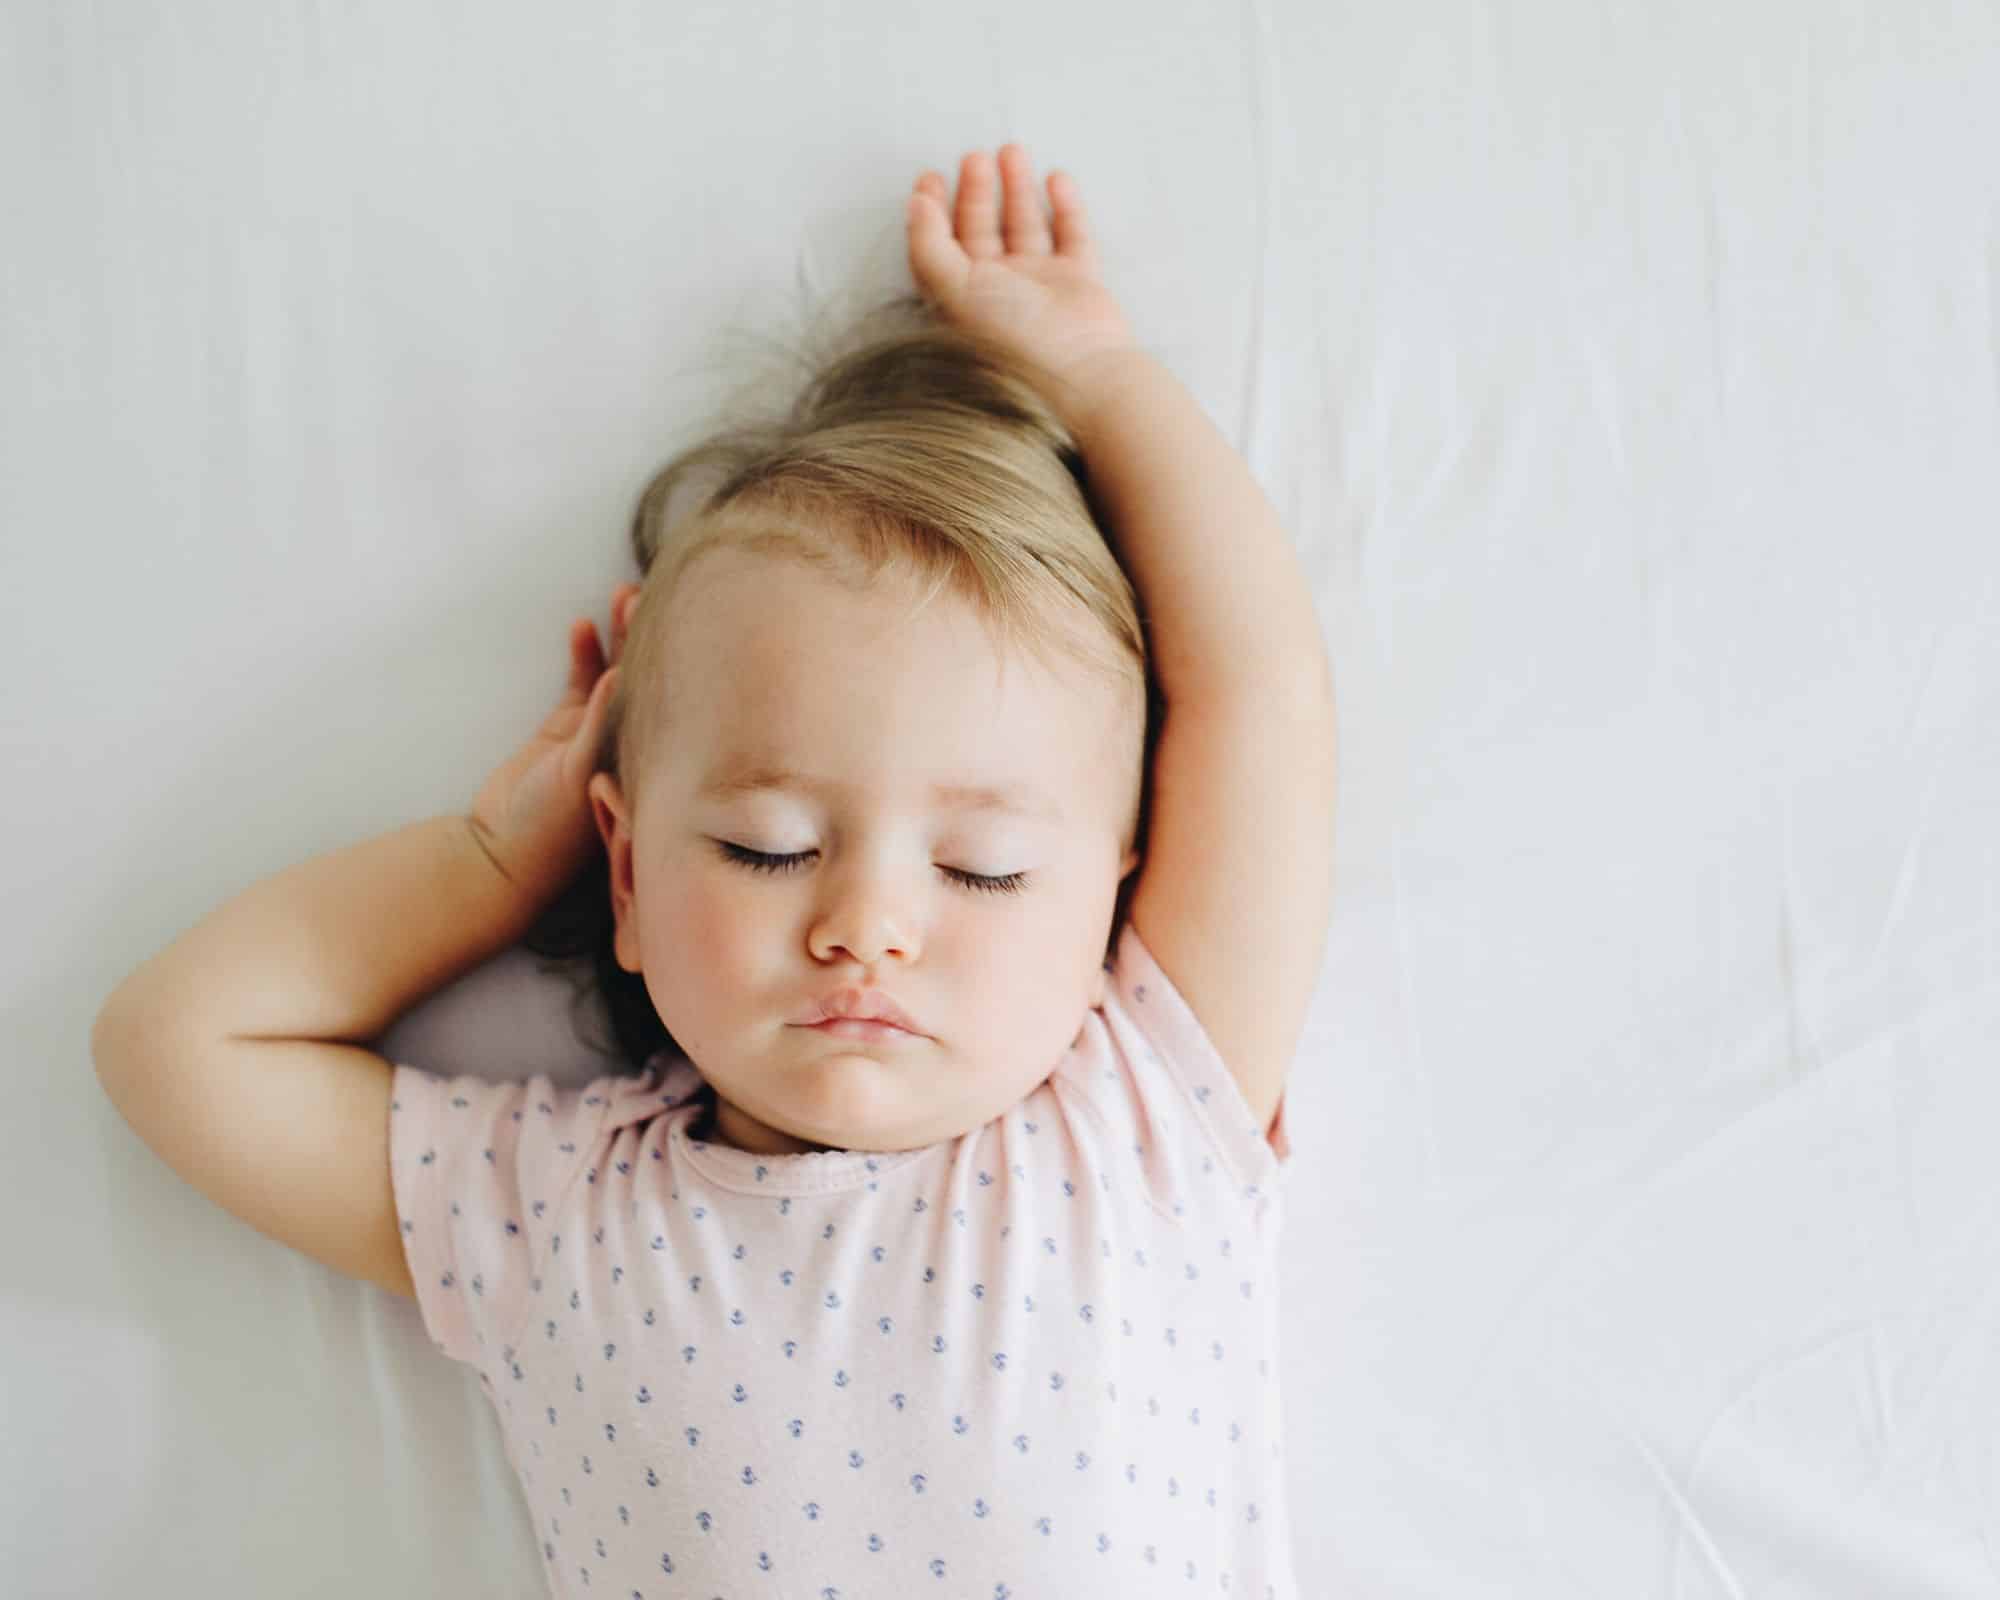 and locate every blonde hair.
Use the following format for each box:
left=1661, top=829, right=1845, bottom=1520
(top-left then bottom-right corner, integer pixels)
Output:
left=607, top=292, right=1150, bottom=827
left=531, top=290, right=1161, bottom=1070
